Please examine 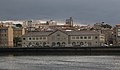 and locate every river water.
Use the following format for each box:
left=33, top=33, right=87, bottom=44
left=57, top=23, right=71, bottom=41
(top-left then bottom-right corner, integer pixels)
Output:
left=0, top=56, right=120, bottom=70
